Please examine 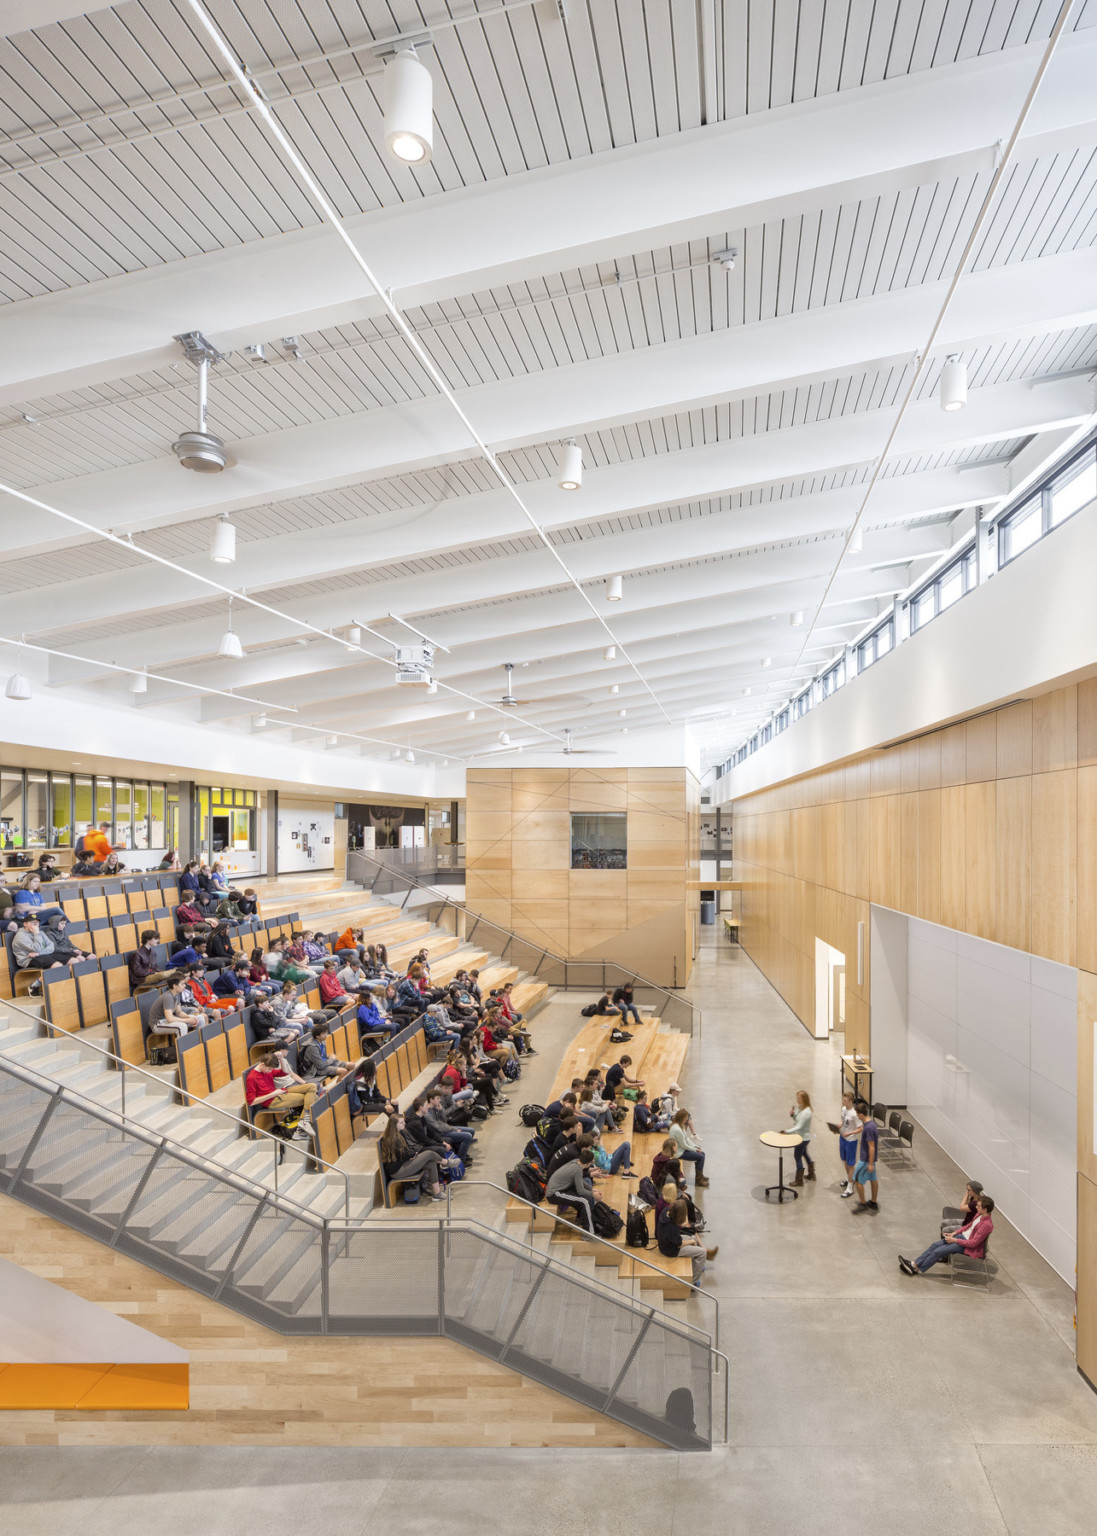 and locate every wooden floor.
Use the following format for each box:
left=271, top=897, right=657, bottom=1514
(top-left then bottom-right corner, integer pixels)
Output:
left=0, top=1193, right=654, bottom=1448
